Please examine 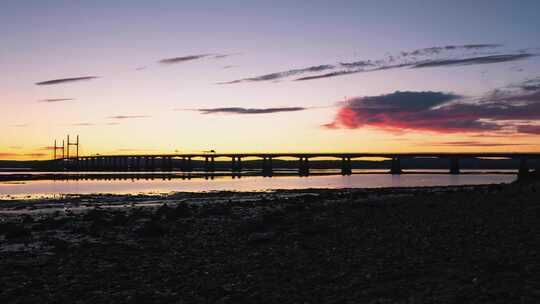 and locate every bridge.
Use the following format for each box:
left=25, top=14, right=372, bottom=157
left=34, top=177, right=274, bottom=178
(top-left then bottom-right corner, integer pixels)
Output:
left=51, top=152, right=540, bottom=178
